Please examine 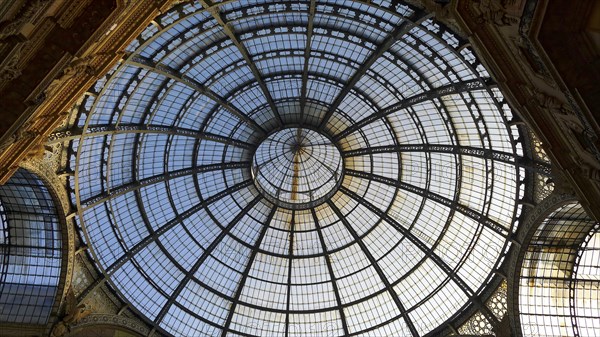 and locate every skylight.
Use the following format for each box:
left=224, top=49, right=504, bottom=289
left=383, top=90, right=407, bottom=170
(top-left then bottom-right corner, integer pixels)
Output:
left=68, top=1, right=530, bottom=335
